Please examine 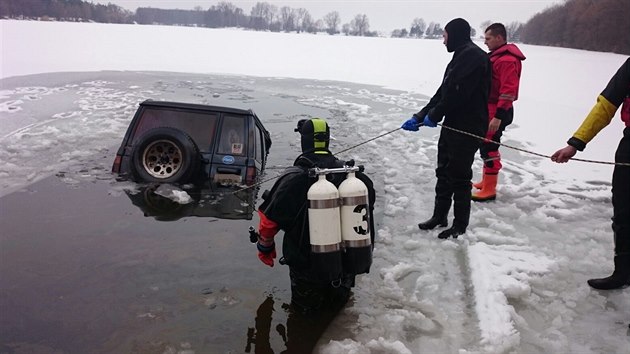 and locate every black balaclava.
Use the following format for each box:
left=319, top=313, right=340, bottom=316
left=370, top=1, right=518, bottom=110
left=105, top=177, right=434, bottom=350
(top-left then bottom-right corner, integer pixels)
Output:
left=296, top=118, right=330, bottom=154
left=444, top=18, right=471, bottom=52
